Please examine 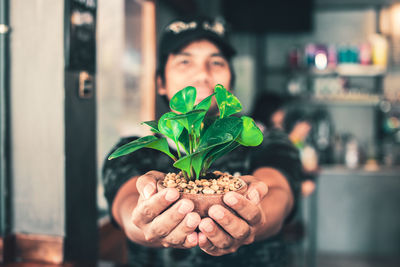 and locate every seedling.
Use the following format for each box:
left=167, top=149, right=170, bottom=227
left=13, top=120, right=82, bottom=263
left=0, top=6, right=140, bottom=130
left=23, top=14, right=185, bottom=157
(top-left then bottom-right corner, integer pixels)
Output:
left=108, top=84, right=263, bottom=180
